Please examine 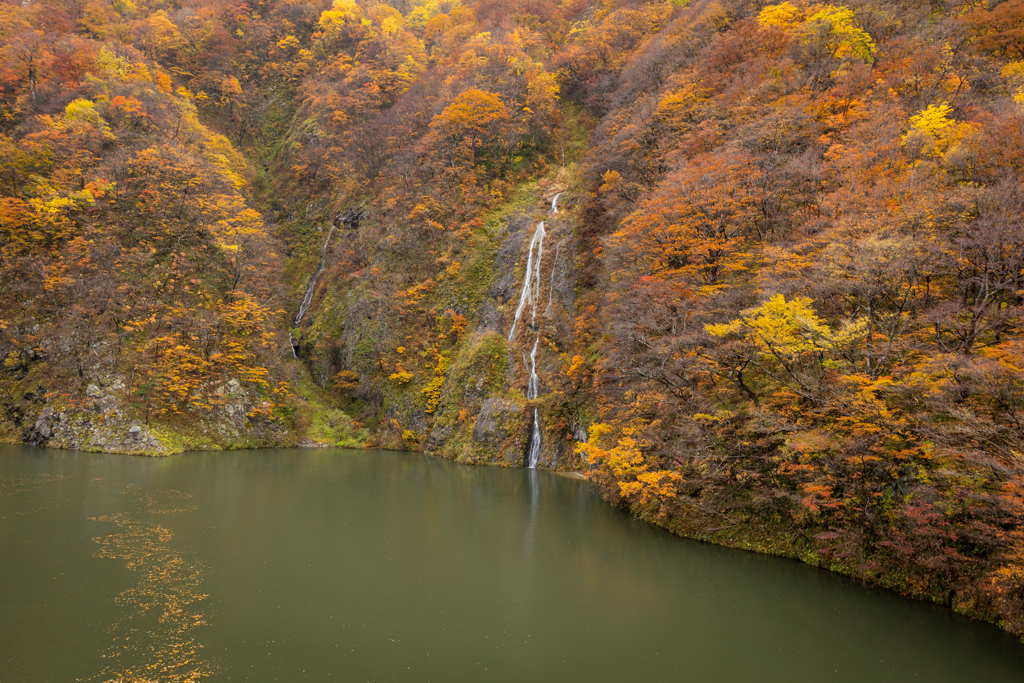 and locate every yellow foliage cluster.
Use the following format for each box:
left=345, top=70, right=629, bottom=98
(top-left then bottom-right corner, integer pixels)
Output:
left=806, top=6, right=875, bottom=62
left=901, top=103, right=975, bottom=158
left=706, top=294, right=867, bottom=361
left=146, top=339, right=214, bottom=415
left=421, top=354, right=449, bottom=413
left=563, top=354, right=585, bottom=377
left=64, top=99, right=116, bottom=140
left=319, top=0, right=362, bottom=33
left=619, top=471, right=684, bottom=509
left=1003, top=61, right=1024, bottom=107
left=758, top=2, right=804, bottom=29
left=576, top=423, right=681, bottom=509
left=400, top=279, right=435, bottom=306
left=389, top=369, right=414, bottom=384
left=758, top=3, right=875, bottom=64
